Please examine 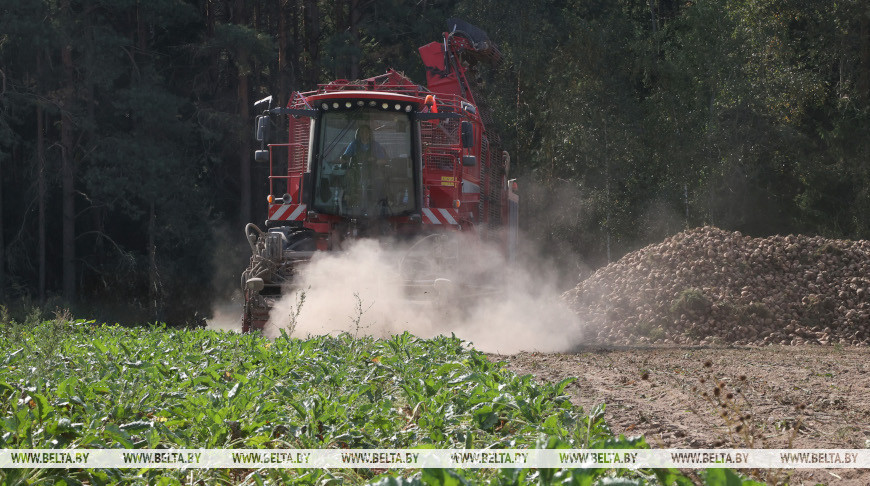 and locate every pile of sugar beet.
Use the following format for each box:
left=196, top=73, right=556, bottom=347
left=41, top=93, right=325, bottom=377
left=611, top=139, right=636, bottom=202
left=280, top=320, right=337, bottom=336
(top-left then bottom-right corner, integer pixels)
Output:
left=563, top=226, right=870, bottom=346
